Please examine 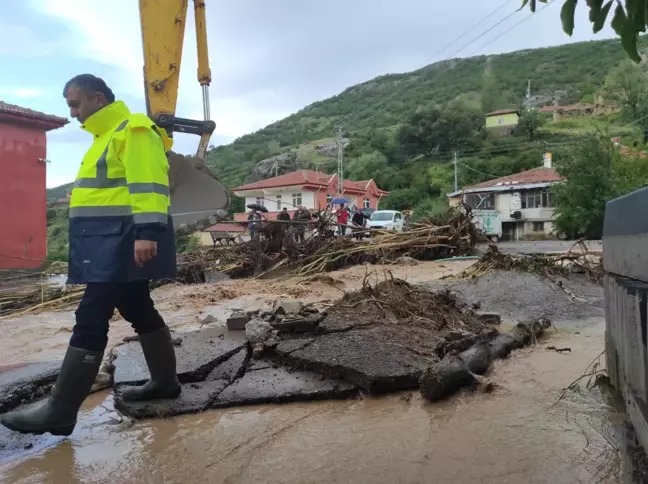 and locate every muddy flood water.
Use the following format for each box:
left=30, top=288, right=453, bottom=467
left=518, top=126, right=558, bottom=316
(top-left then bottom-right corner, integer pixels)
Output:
left=0, top=261, right=642, bottom=483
